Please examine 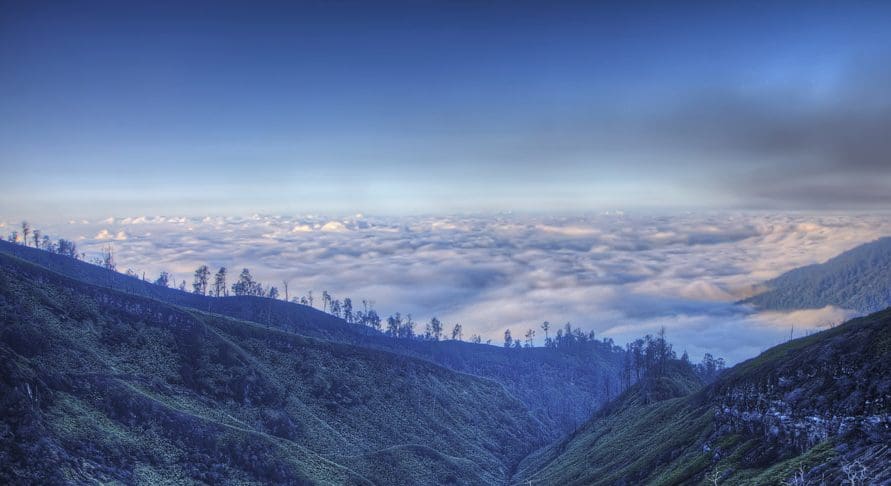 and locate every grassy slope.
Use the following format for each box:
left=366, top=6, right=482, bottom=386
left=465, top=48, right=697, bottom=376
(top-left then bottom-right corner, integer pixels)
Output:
left=0, top=240, right=623, bottom=434
left=513, top=311, right=891, bottom=485
left=0, top=254, right=546, bottom=484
